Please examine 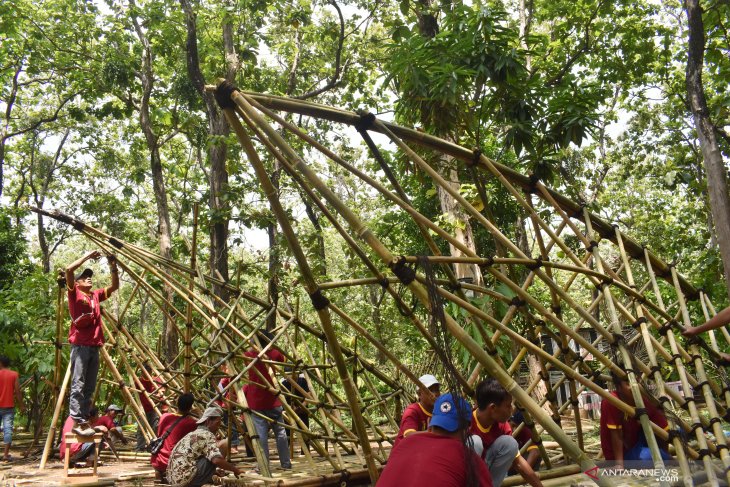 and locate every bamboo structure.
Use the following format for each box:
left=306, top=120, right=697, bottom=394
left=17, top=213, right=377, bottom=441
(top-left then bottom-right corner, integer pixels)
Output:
left=30, top=83, right=730, bottom=485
